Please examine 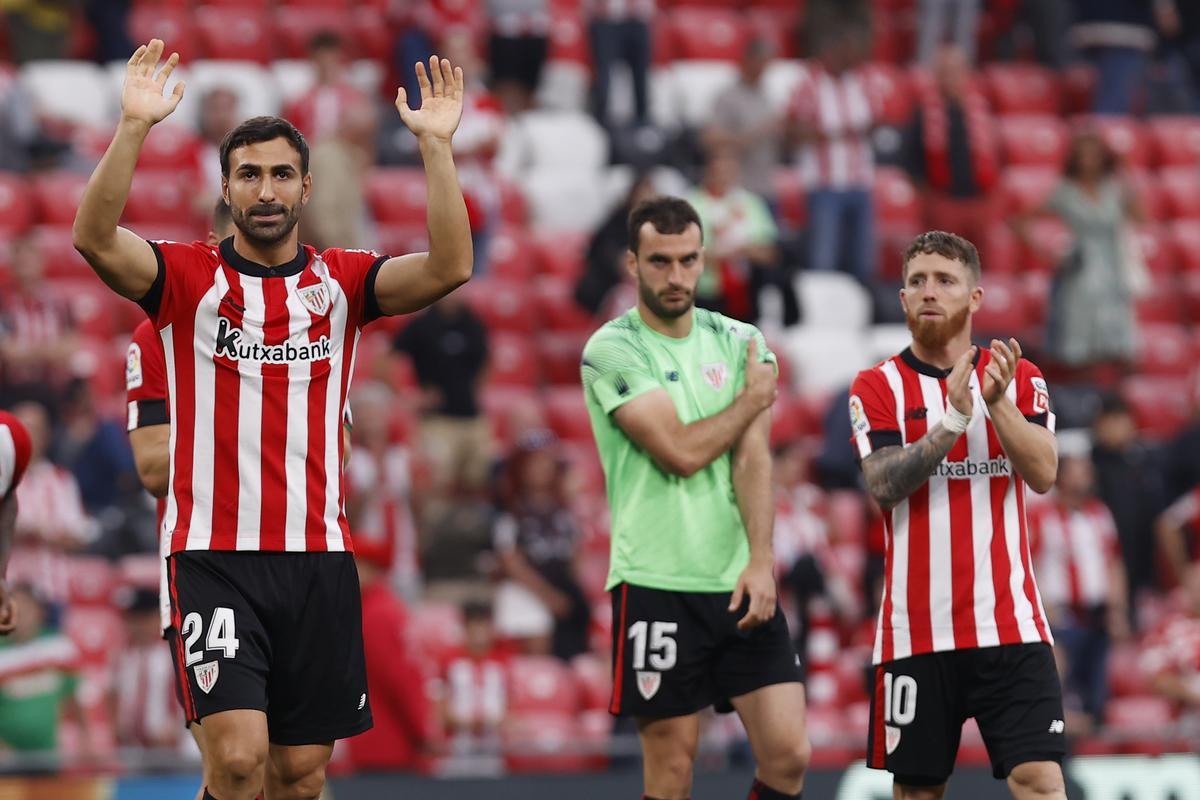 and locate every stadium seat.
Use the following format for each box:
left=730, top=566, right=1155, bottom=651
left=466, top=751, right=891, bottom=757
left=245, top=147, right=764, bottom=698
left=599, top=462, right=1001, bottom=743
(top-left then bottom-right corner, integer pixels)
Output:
left=1123, top=376, right=1193, bottom=439
left=1060, top=63, right=1096, bottom=114
left=779, top=327, right=871, bottom=395
left=1148, top=116, right=1200, bottom=167
left=124, top=169, right=194, bottom=225
left=480, top=385, right=545, bottom=447
left=997, top=114, right=1069, bottom=168
left=747, top=8, right=800, bottom=59
left=510, top=110, right=608, bottom=172
left=1105, top=695, right=1175, bottom=736
left=1074, top=114, right=1152, bottom=168
left=972, top=276, right=1028, bottom=337
left=0, top=172, right=34, bottom=233
left=64, top=557, right=118, bottom=607
left=135, top=123, right=201, bottom=171
left=1169, top=220, right=1200, bottom=274
left=576, top=708, right=613, bottom=770
left=63, top=606, right=124, bottom=667
left=507, top=655, right=580, bottom=713
left=406, top=602, right=465, bottom=664
left=486, top=227, right=538, bottom=282
left=1159, top=167, right=1200, bottom=219
left=544, top=385, right=593, bottom=443
left=1019, top=217, right=1072, bottom=275
left=532, top=231, right=587, bottom=281
left=761, top=59, right=805, bottom=116
left=534, top=277, right=597, bottom=333
left=1183, top=273, right=1200, bottom=323
left=34, top=224, right=92, bottom=279
left=366, top=168, right=428, bottom=226
left=537, top=332, right=589, bottom=385
left=376, top=224, right=429, bottom=258
left=464, top=279, right=536, bottom=334
left=20, top=61, right=114, bottom=127
left=869, top=12, right=914, bottom=63
left=31, top=170, right=89, bottom=227
left=983, top=63, right=1061, bottom=114
left=519, top=167, right=612, bottom=234
left=1000, top=166, right=1058, bottom=215
left=795, top=272, right=872, bottom=331
left=867, top=323, right=913, bottom=365
left=979, top=222, right=1020, bottom=275
left=129, top=6, right=199, bottom=64
left=1129, top=223, right=1176, bottom=275
left=1136, top=275, right=1185, bottom=325
left=118, top=553, right=162, bottom=591
left=1107, top=643, right=1147, bottom=698
left=827, top=489, right=869, bottom=546
left=667, top=60, right=739, bottom=128
left=274, top=7, right=352, bottom=60
left=487, top=333, right=540, bottom=388
left=497, top=177, right=531, bottom=228
left=194, top=8, right=275, bottom=63
left=873, top=166, right=921, bottom=230
left=1126, top=168, right=1168, bottom=222
left=666, top=10, right=748, bottom=62
left=502, top=712, right=590, bottom=773
left=1136, top=323, right=1194, bottom=377
left=546, top=12, right=590, bottom=67
left=172, top=61, right=280, bottom=132
left=859, top=62, right=914, bottom=128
